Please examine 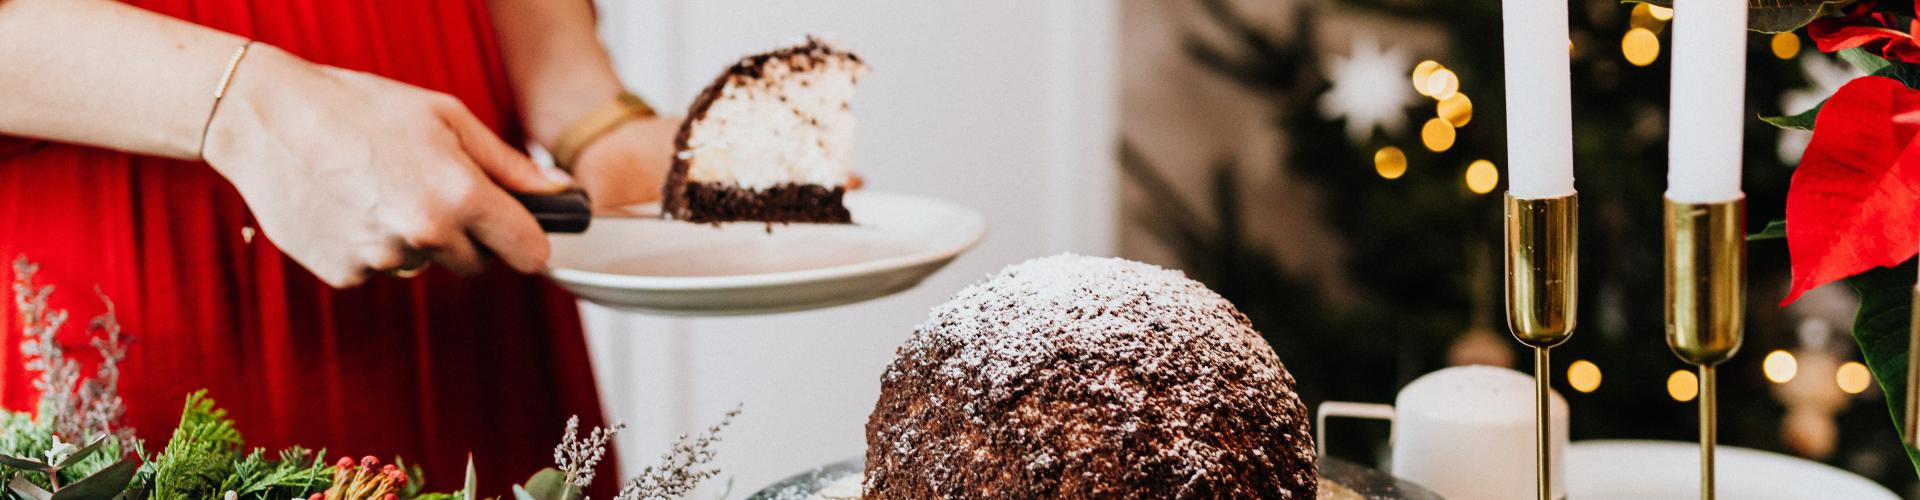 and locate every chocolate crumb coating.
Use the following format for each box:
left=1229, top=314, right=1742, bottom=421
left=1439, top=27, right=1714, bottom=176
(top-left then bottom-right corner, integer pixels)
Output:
left=864, top=255, right=1318, bottom=499
left=663, top=36, right=862, bottom=224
